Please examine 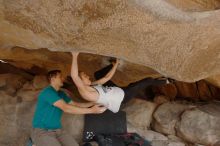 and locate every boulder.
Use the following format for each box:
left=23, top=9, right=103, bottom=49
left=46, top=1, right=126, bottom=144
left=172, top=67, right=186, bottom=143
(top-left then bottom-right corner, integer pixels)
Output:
left=22, top=81, right=35, bottom=90
left=16, top=89, right=40, bottom=102
left=151, top=140, right=186, bottom=146
left=140, top=130, right=168, bottom=142
left=152, top=102, right=192, bottom=135
left=123, top=99, right=156, bottom=129
left=62, top=114, right=84, bottom=143
left=152, top=84, right=177, bottom=100
left=127, top=123, right=168, bottom=142
left=0, top=74, right=27, bottom=95
left=33, top=75, right=49, bottom=89
left=0, top=91, right=17, bottom=105
left=154, top=95, right=170, bottom=105
left=0, top=98, right=35, bottom=146
left=167, top=135, right=183, bottom=142
left=176, top=107, right=220, bottom=145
